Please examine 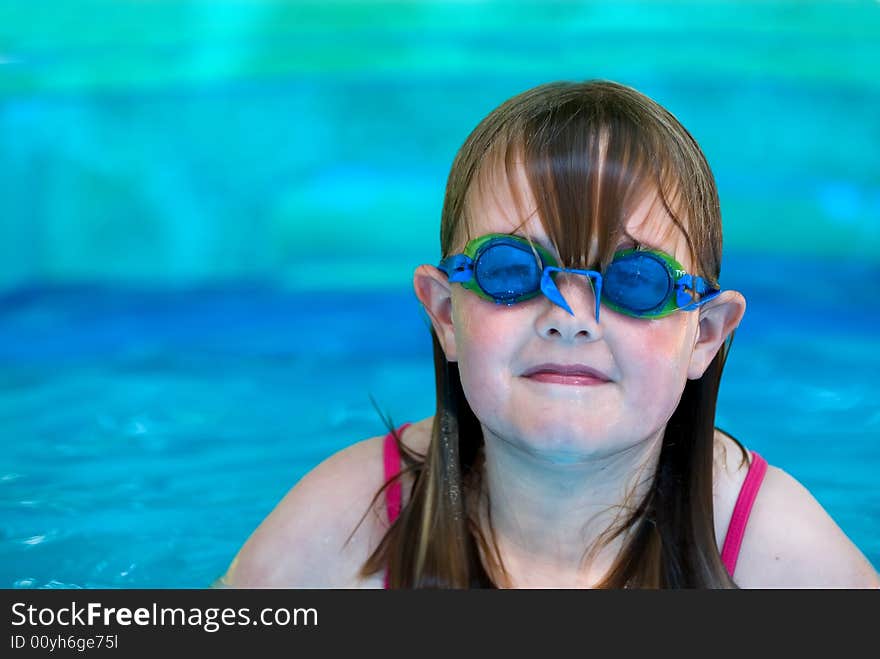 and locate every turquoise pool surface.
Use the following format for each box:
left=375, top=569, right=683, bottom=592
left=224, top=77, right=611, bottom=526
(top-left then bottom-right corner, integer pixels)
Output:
left=1, top=251, right=878, bottom=587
